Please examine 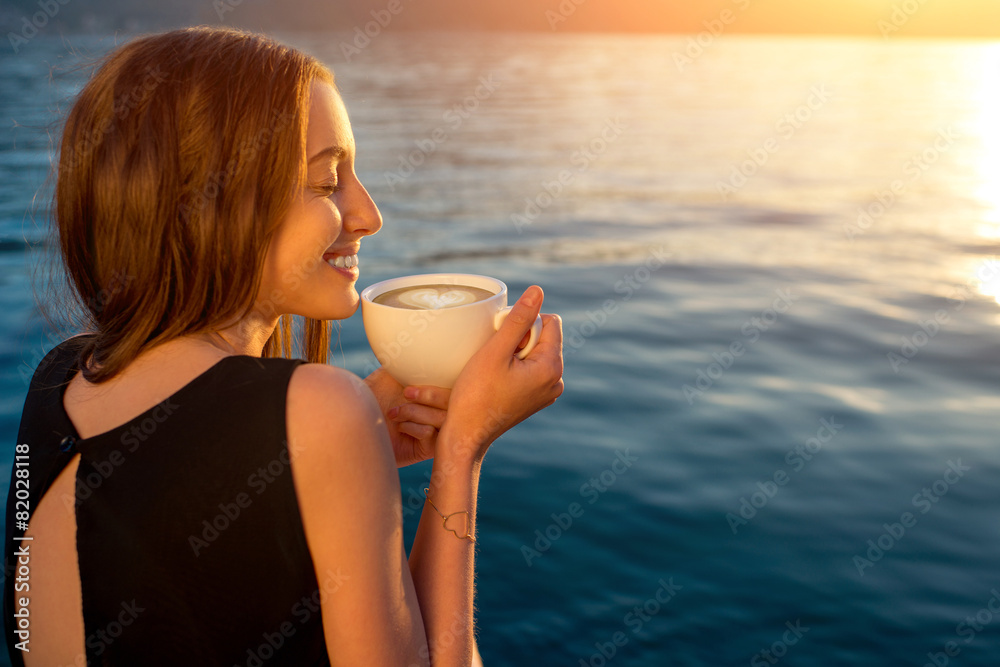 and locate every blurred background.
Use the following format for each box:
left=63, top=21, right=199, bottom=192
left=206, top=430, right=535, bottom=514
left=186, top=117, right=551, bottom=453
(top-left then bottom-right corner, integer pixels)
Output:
left=2, top=1, right=1000, bottom=665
